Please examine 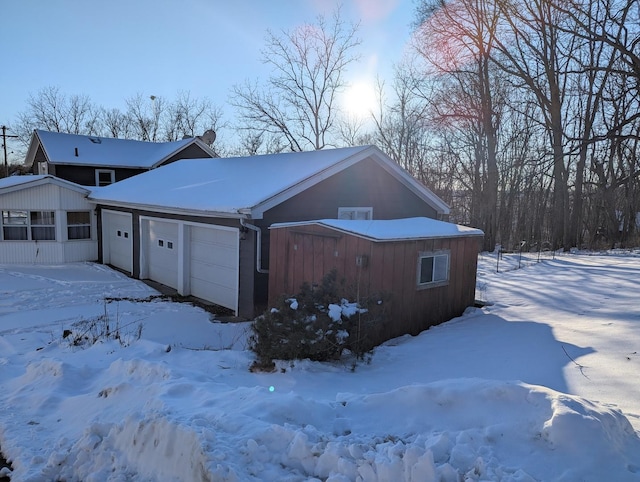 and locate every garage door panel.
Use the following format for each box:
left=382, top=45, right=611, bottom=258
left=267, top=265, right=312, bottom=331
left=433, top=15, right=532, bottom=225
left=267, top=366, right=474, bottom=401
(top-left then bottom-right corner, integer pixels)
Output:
left=191, top=263, right=236, bottom=285
left=147, top=219, right=179, bottom=289
left=189, top=225, right=239, bottom=312
left=103, top=211, right=132, bottom=273
left=190, top=243, right=237, bottom=268
left=190, top=279, right=236, bottom=310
